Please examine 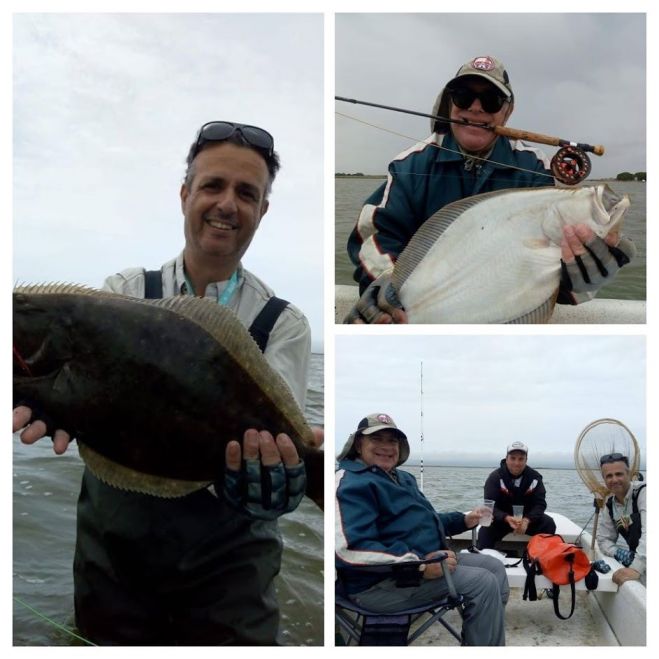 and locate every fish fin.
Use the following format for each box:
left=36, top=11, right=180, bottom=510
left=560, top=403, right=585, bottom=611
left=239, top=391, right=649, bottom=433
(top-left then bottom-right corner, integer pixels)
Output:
left=303, top=447, right=324, bottom=510
left=392, top=188, right=522, bottom=292
left=78, top=441, right=211, bottom=498
left=13, top=282, right=121, bottom=297
left=523, top=238, right=551, bottom=249
left=505, top=292, right=557, bottom=324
